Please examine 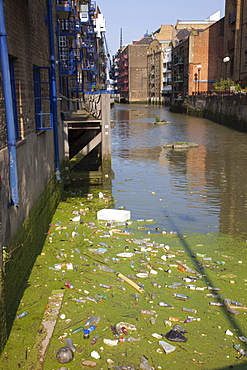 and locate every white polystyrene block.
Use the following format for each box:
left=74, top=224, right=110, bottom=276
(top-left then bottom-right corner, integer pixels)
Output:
left=97, top=209, right=131, bottom=222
